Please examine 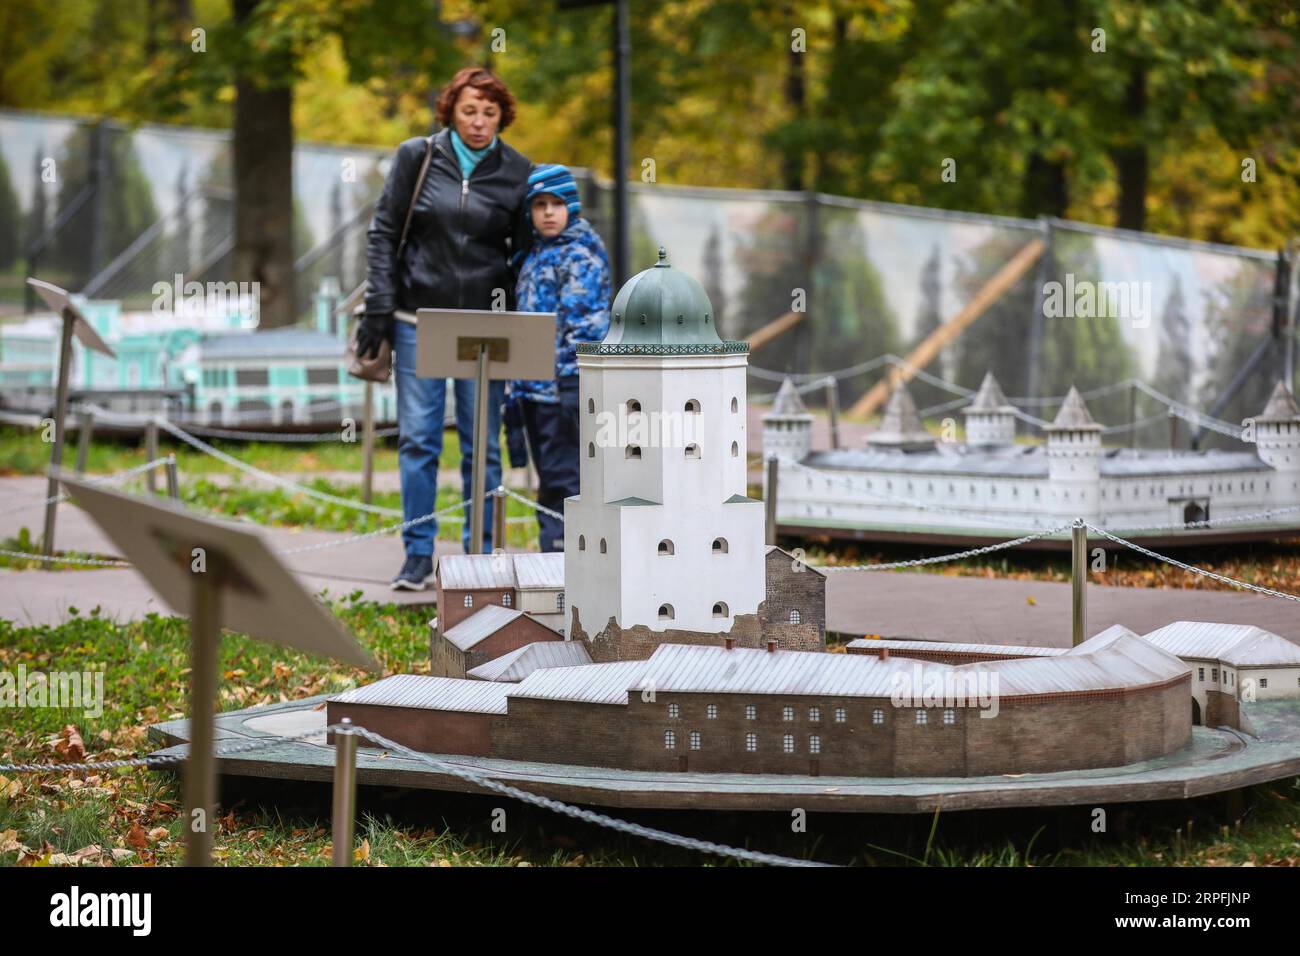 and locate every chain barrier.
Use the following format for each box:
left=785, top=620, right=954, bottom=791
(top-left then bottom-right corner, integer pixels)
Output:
left=177, top=423, right=400, bottom=443
left=0, top=455, right=175, bottom=517
left=1085, top=523, right=1300, bottom=603
left=0, top=722, right=828, bottom=867
left=346, top=726, right=830, bottom=868
left=813, top=523, right=1072, bottom=572
left=497, top=484, right=565, bottom=521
